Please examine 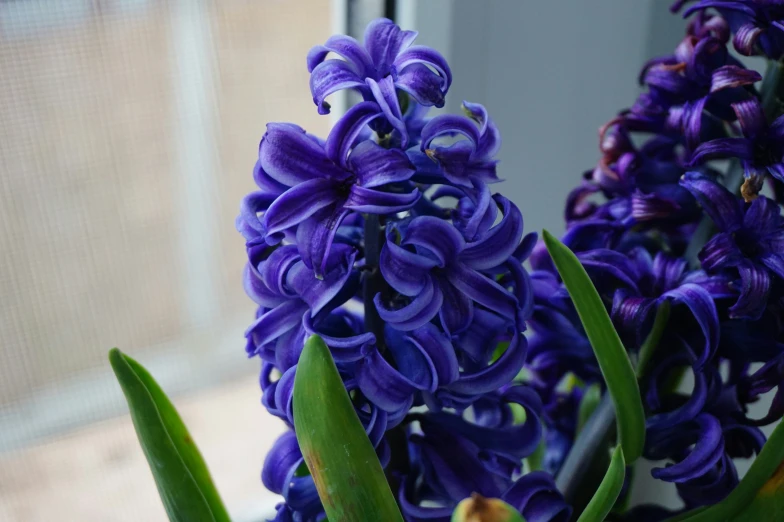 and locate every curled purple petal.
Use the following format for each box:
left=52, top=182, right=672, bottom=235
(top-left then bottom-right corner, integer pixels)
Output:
left=356, top=345, right=425, bottom=412
left=262, top=178, right=340, bottom=235
left=502, top=471, right=572, bottom=522
left=396, top=63, right=447, bottom=108
left=325, top=101, right=383, bottom=166
left=366, top=76, right=409, bottom=146
left=729, top=261, right=771, bottom=320
left=652, top=414, right=724, bottom=483
left=732, top=98, right=766, bottom=139
left=421, top=114, right=481, bottom=151
left=244, top=264, right=287, bottom=308
left=423, top=386, right=542, bottom=459
left=460, top=195, right=524, bottom=270
left=302, top=314, right=373, bottom=362
left=260, top=123, right=344, bottom=185
left=295, top=206, right=351, bottom=278
left=448, top=262, right=520, bottom=326
left=699, top=232, right=743, bottom=271
left=395, top=45, right=452, bottom=105
left=448, top=328, right=527, bottom=395
left=262, top=431, right=302, bottom=494
left=375, top=276, right=444, bottom=331
left=245, top=300, right=308, bottom=348
left=687, top=138, right=754, bottom=166
left=663, top=283, right=719, bottom=367
left=679, top=172, right=743, bottom=232
left=350, top=140, right=415, bottom=188
left=364, top=18, right=417, bottom=73
left=380, top=234, right=438, bottom=295
left=306, top=34, right=374, bottom=76
left=403, top=216, right=466, bottom=265
left=710, top=65, right=761, bottom=92
left=407, top=323, right=460, bottom=387
left=345, top=184, right=420, bottom=213
left=309, top=59, right=367, bottom=115
left=733, top=22, right=763, bottom=56
left=439, top=277, right=475, bottom=335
